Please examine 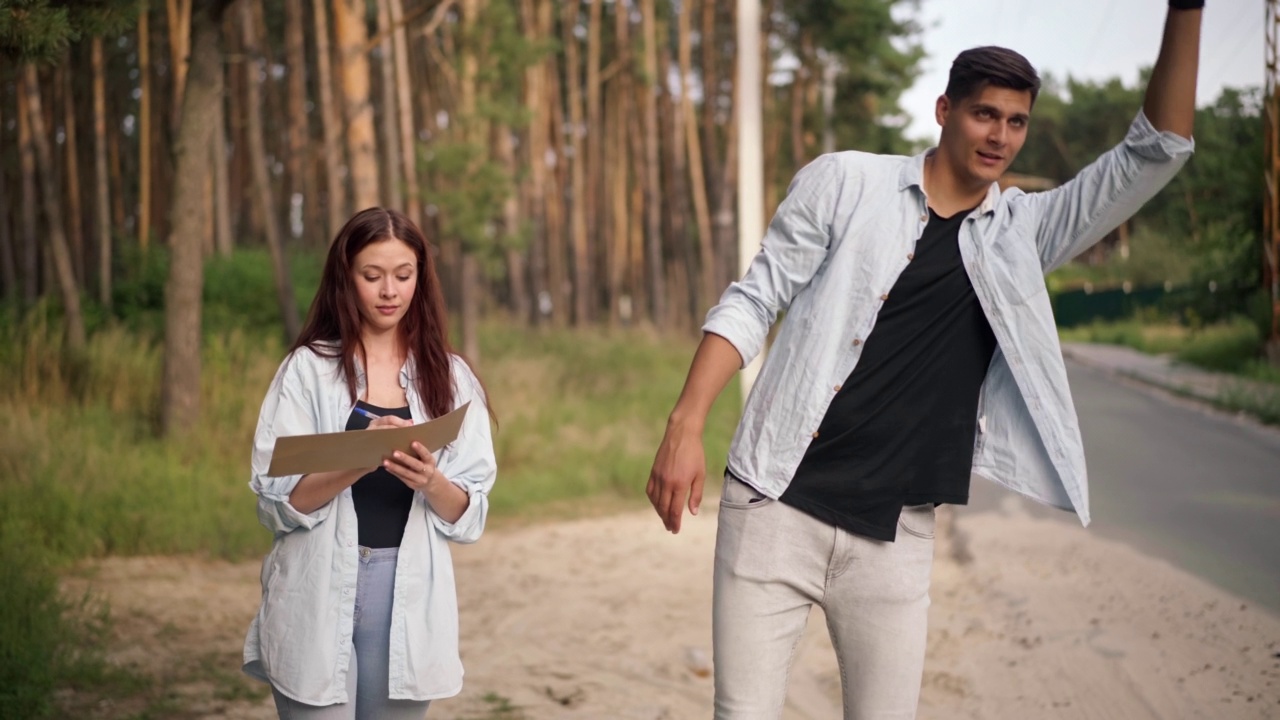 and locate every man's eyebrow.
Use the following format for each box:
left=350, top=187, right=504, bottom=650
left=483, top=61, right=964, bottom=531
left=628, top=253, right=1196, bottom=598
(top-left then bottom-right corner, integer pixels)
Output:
left=970, top=103, right=1029, bottom=122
